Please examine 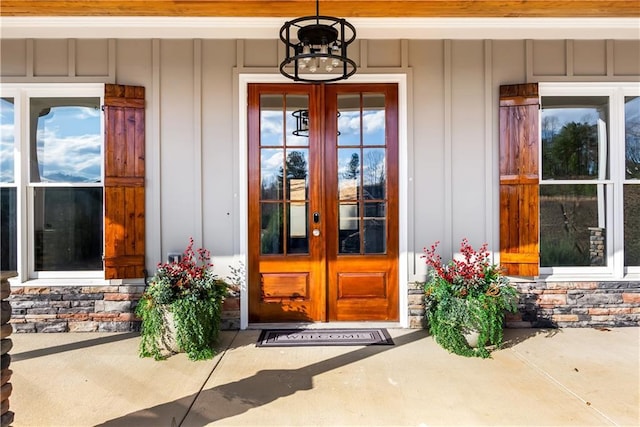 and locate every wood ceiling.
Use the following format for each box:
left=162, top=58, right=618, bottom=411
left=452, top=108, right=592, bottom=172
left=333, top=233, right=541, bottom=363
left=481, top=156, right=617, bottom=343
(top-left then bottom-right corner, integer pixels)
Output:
left=1, top=1, right=639, bottom=18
